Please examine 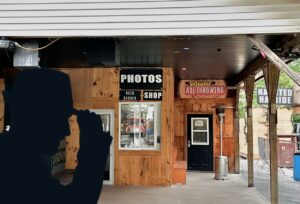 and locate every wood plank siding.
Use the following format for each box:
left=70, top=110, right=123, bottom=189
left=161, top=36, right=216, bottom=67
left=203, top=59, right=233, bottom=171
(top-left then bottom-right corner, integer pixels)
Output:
left=60, top=67, right=174, bottom=186
left=0, top=0, right=300, bottom=37
left=174, top=98, right=236, bottom=173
